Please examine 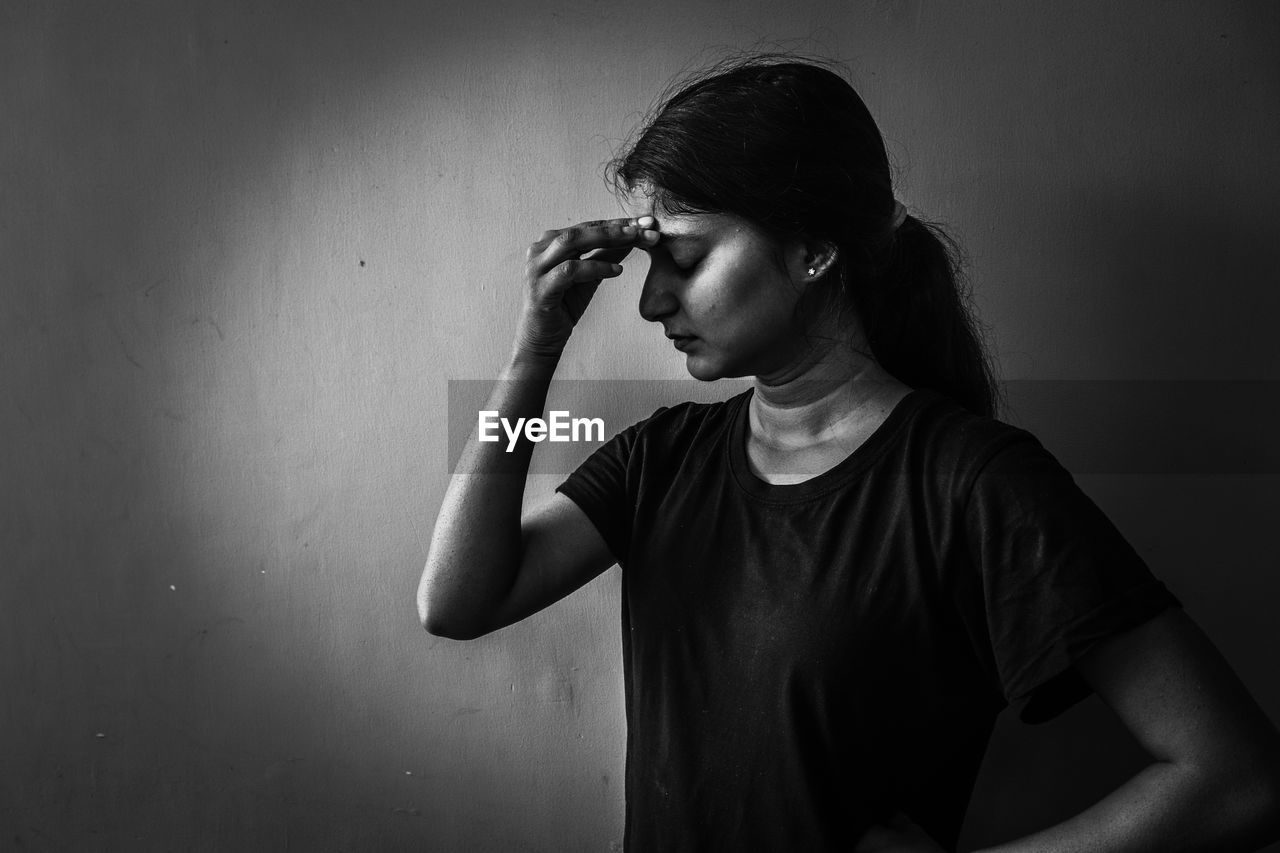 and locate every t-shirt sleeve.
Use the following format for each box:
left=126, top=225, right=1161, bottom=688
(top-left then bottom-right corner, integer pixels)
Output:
left=963, top=430, right=1182, bottom=724
left=554, top=407, right=668, bottom=566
